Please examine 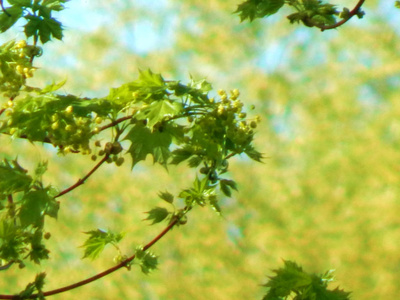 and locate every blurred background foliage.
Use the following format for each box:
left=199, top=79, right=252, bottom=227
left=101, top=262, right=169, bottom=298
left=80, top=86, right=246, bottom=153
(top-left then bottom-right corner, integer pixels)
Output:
left=1, top=0, right=400, bottom=299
